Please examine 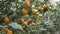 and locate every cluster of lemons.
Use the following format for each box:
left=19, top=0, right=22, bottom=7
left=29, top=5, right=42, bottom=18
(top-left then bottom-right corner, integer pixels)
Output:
left=20, top=18, right=35, bottom=28
left=20, top=0, right=36, bottom=29
left=3, top=0, right=52, bottom=33
left=3, top=25, right=12, bottom=34
left=22, top=0, right=49, bottom=15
